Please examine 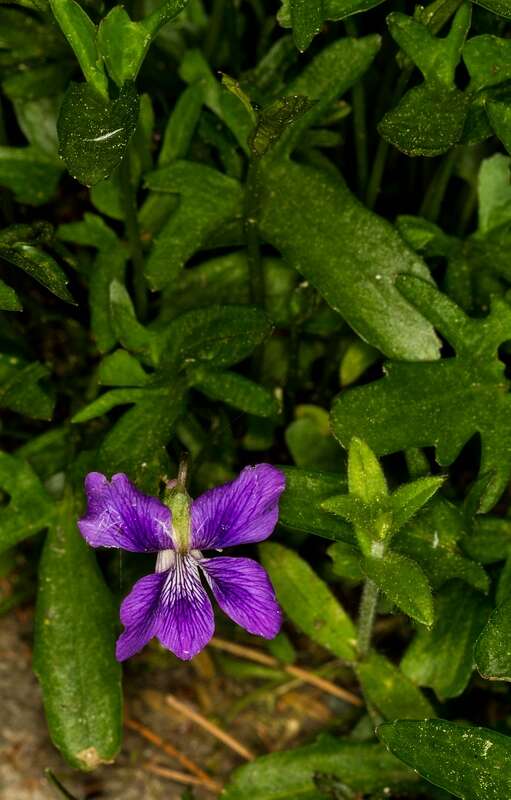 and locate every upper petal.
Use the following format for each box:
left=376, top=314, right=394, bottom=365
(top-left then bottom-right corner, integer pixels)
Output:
left=200, top=556, right=282, bottom=639
left=78, top=472, right=173, bottom=552
left=191, top=464, right=285, bottom=549
left=116, top=571, right=166, bottom=661
left=156, top=554, right=215, bottom=660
